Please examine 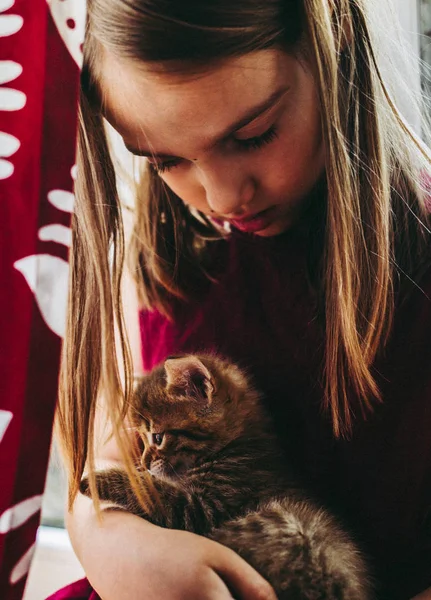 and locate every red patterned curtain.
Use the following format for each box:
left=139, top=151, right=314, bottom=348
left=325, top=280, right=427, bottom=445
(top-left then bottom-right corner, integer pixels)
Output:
left=0, top=1, right=85, bottom=597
